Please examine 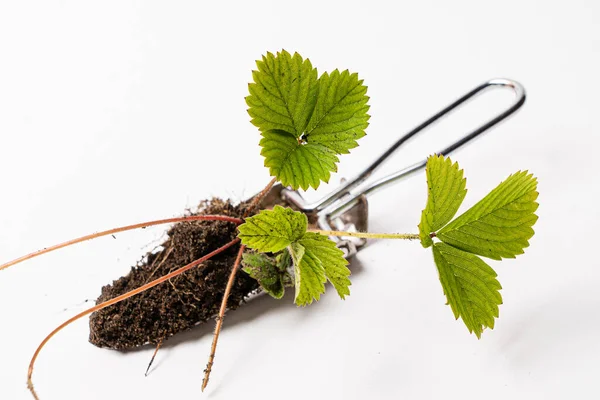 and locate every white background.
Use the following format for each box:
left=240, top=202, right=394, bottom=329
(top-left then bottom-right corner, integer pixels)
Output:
left=0, top=1, right=599, bottom=399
